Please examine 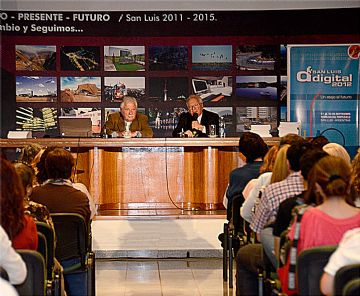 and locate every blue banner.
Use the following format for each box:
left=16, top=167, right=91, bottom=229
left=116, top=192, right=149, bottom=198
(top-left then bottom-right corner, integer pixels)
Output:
left=289, top=44, right=360, bottom=148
